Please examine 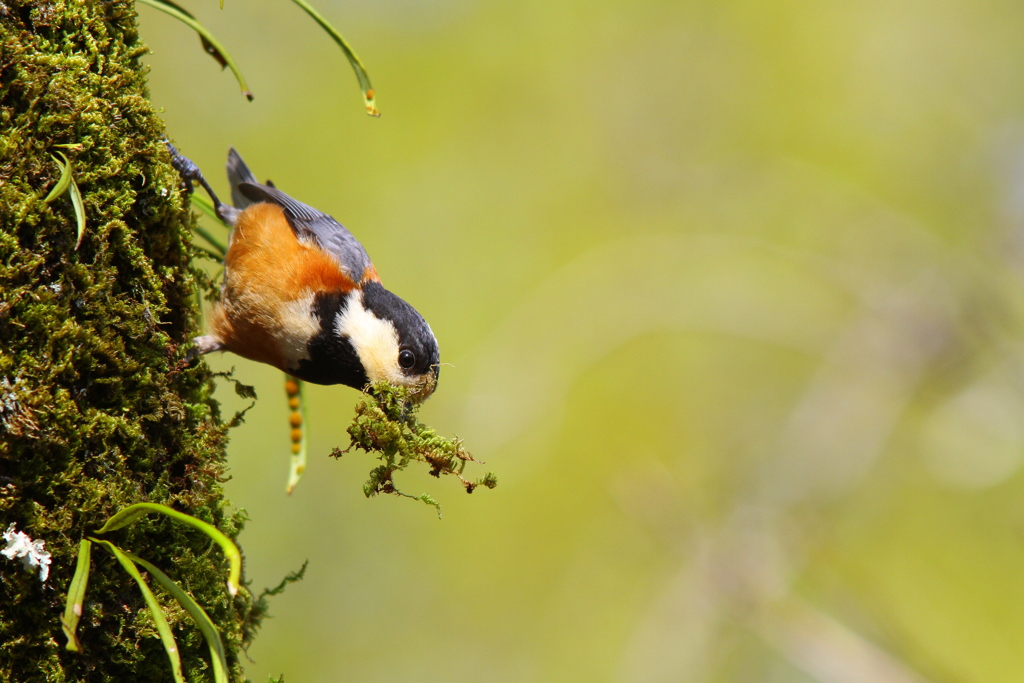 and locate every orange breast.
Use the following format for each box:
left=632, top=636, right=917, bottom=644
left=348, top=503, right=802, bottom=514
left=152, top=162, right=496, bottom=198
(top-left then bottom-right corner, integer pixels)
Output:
left=209, top=203, right=357, bottom=372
